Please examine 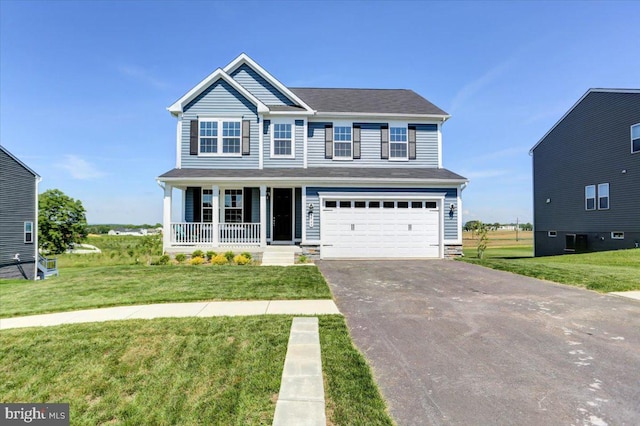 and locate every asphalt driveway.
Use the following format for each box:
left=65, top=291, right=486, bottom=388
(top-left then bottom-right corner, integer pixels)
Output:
left=317, top=260, right=640, bottom=426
